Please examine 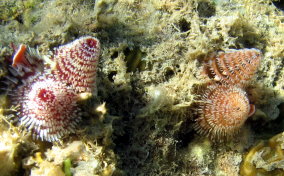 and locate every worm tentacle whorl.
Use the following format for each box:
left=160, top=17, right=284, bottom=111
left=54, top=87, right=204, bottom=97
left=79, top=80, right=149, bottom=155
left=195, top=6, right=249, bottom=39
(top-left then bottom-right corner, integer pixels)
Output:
left=194, top=84, right=254, bottom=141
left=12, top=73, right=81, bottom=142
left=8, top=36, right=101, bottom=142
left=54, top=36, right=100, bottom=94
left=204, top=49, right=262, bottom=86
